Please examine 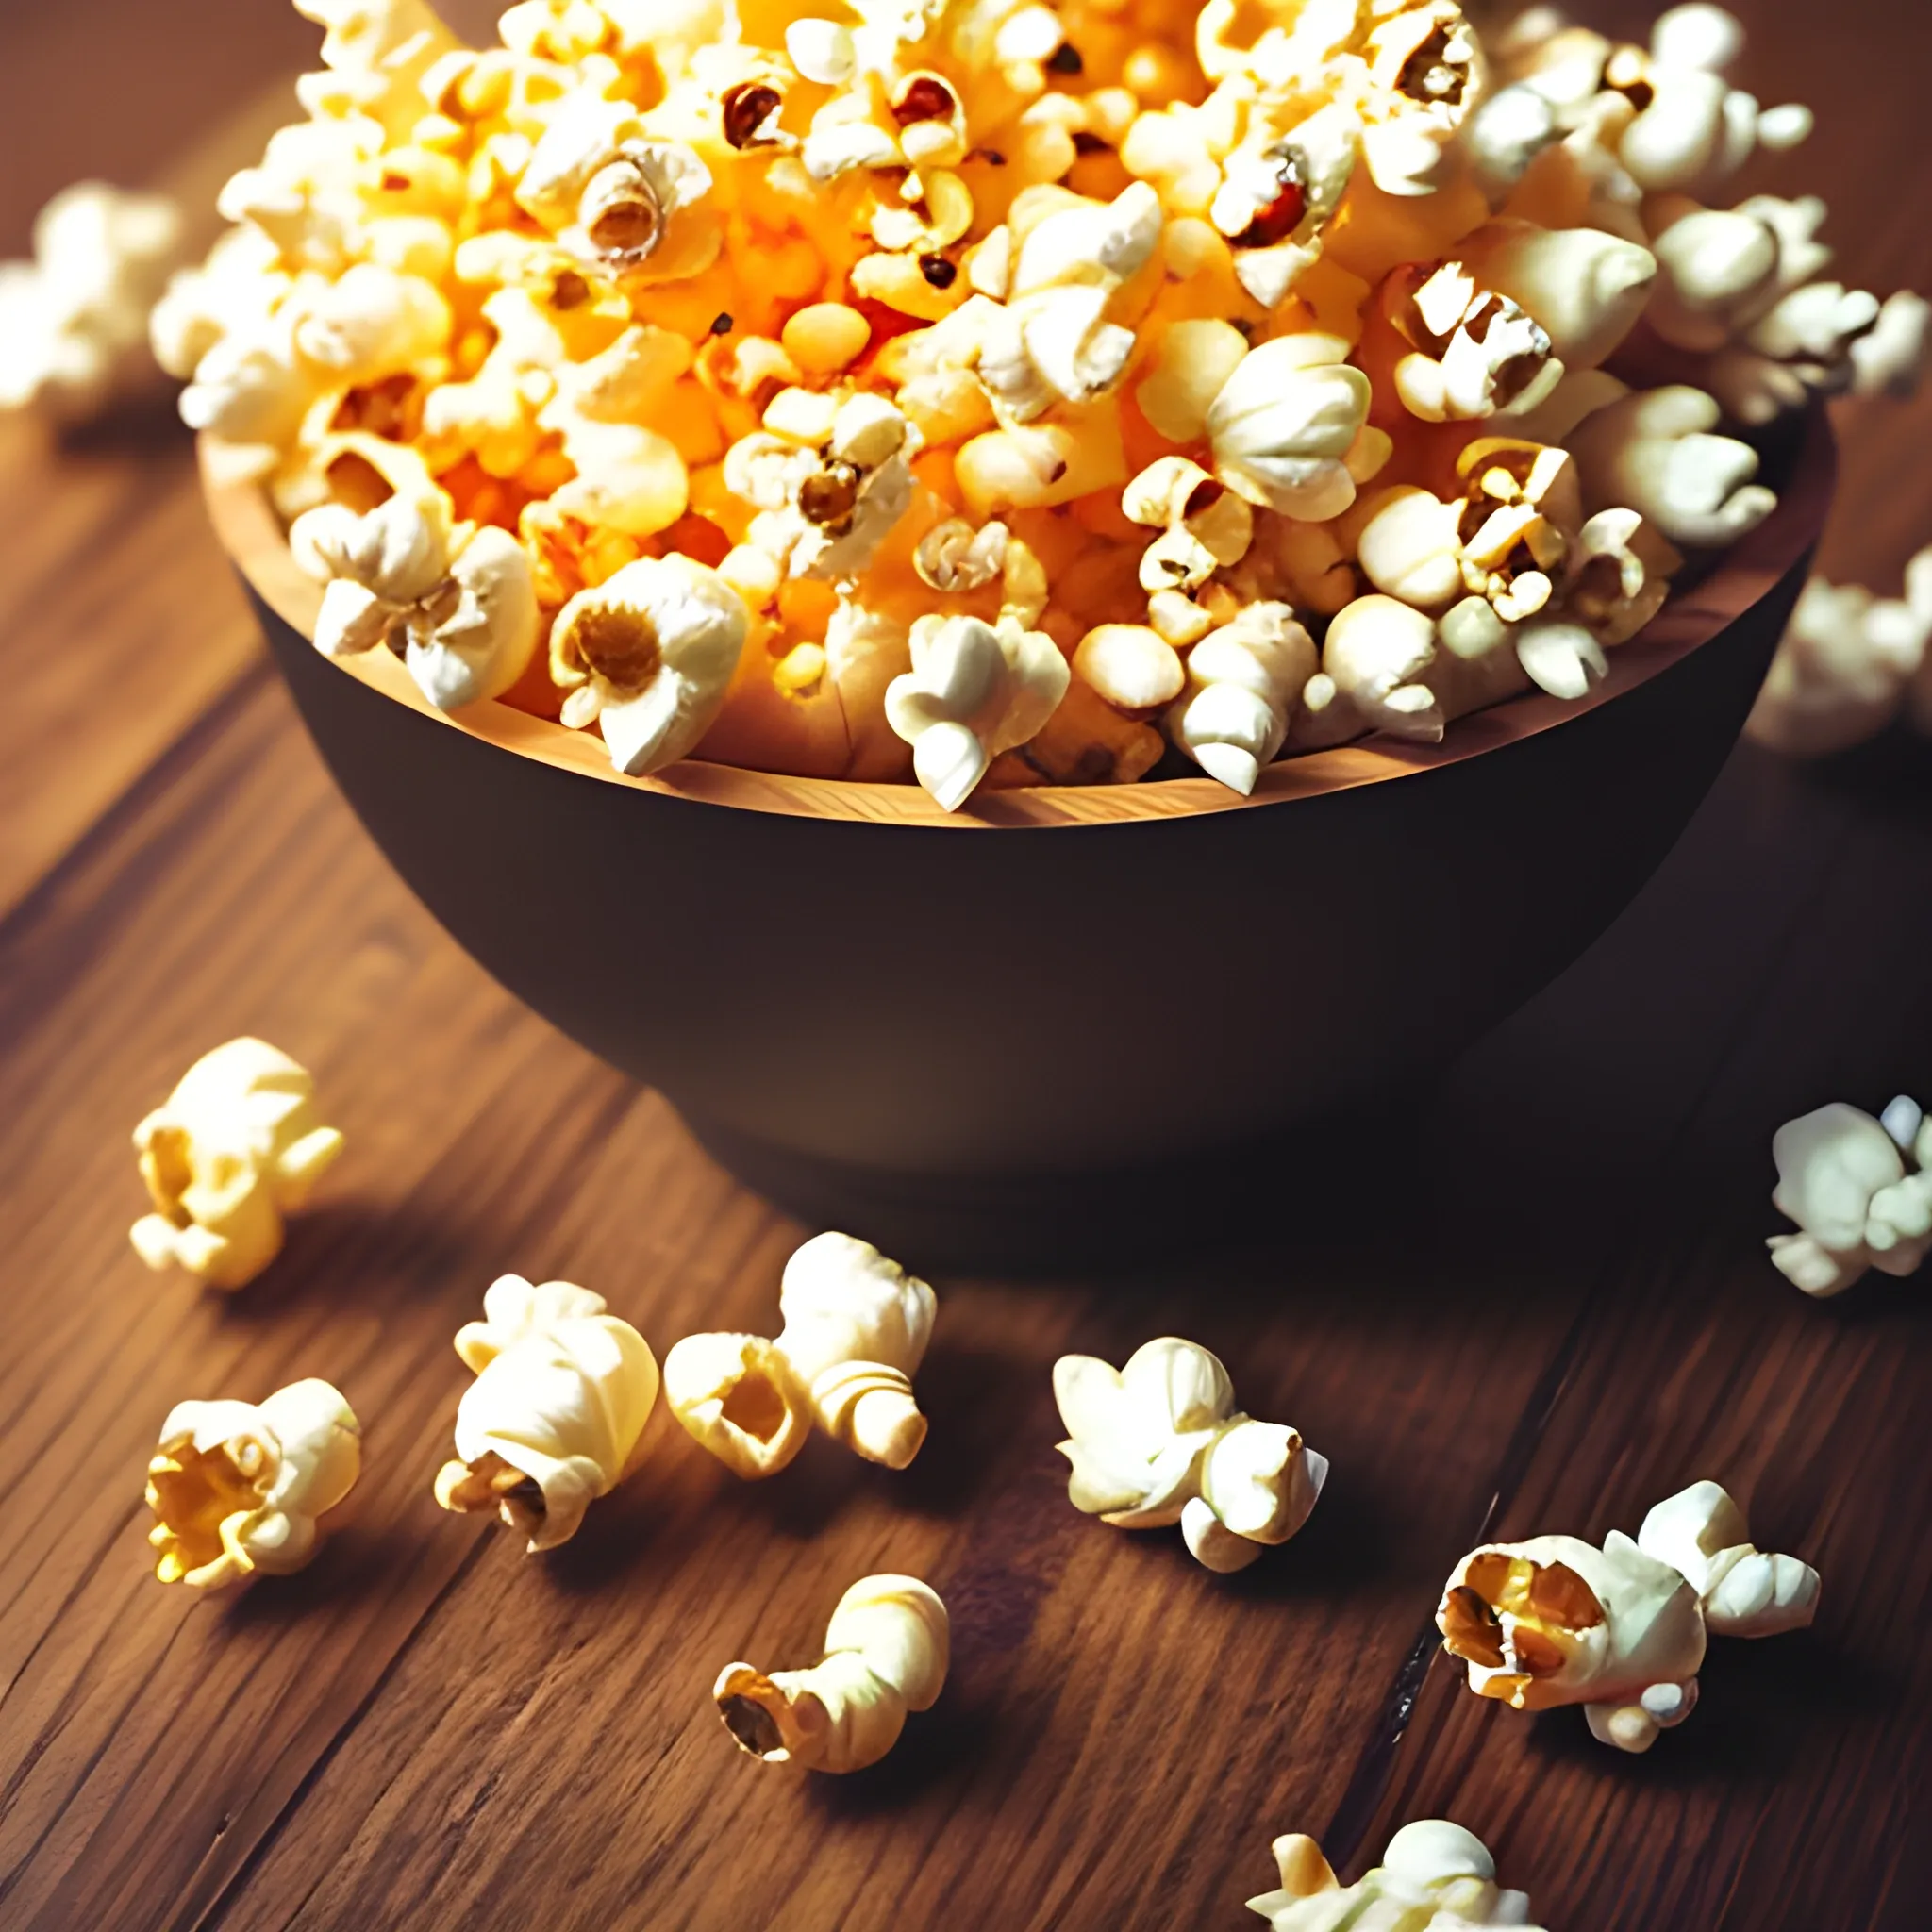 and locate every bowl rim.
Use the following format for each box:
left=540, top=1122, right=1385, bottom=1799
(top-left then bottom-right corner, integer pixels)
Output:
left=202, top=406, right=1832, bottom=832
